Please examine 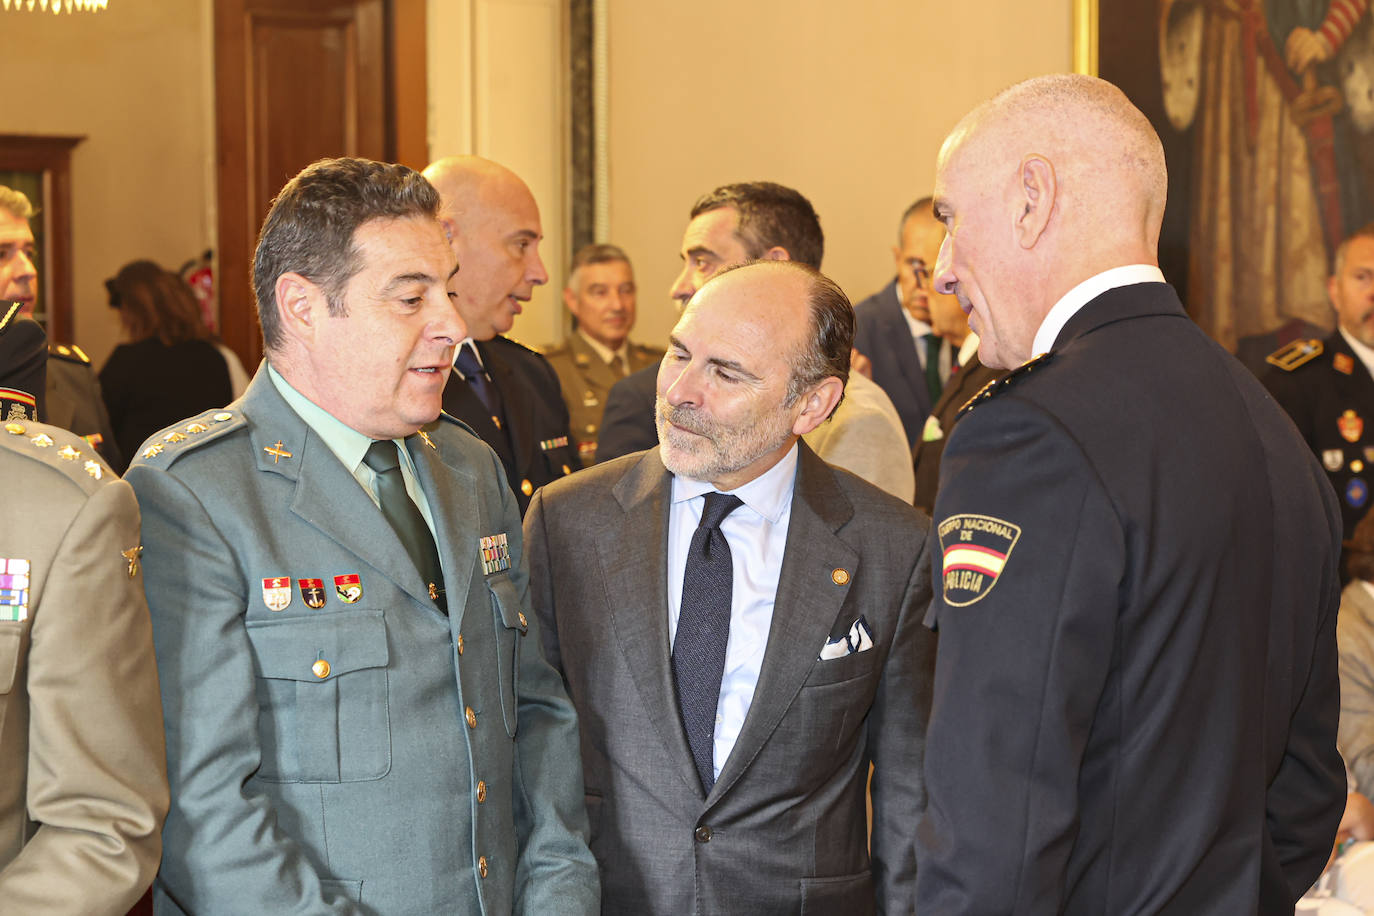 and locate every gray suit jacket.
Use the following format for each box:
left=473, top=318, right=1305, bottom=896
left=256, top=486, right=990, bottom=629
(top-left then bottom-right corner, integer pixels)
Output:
left=126, top=368, right=597, bottom=915
left=523, top=443, right=935, bottom=915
